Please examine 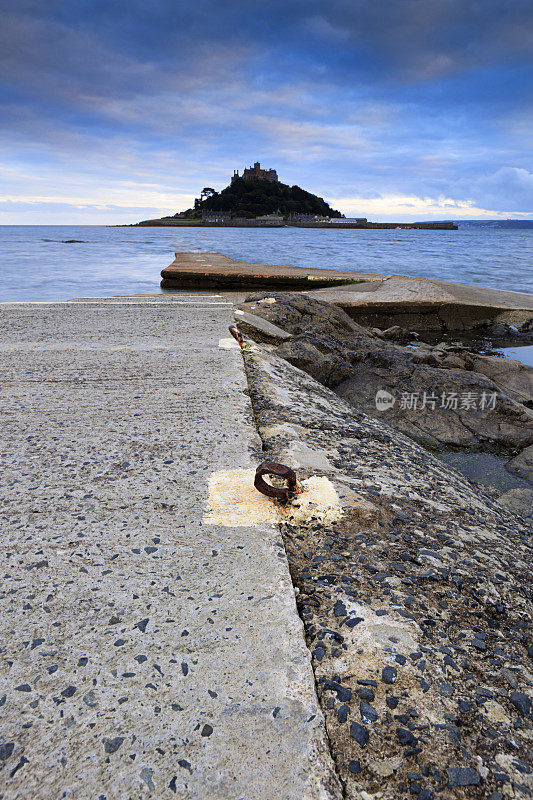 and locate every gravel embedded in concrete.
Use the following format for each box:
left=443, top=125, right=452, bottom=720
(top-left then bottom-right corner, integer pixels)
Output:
left=0, top=296, right=340, bottom=800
